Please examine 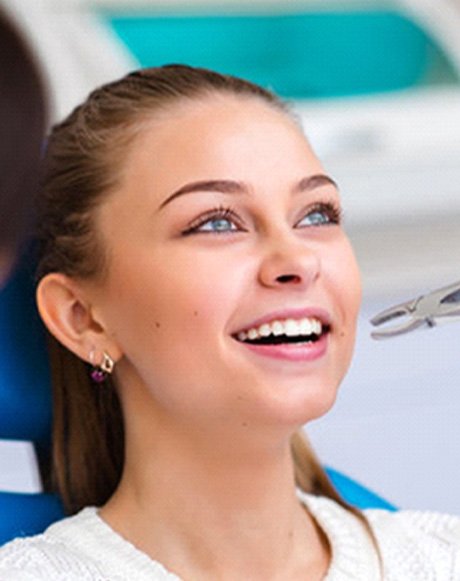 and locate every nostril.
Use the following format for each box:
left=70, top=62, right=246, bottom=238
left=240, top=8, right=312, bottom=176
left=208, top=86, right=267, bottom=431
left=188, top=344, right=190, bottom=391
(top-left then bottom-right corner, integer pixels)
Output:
left=276, top=274, right=301, bottom=284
